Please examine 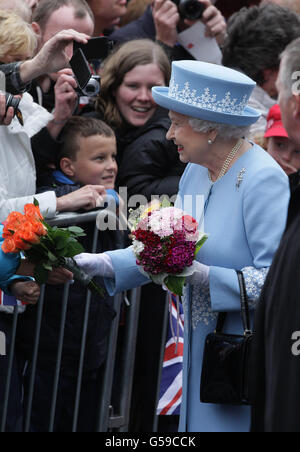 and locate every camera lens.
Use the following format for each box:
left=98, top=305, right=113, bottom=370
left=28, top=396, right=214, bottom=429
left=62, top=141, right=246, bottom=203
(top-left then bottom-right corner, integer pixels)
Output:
left=178, top=0, right=206, bottom=20
left=5, top=93, right=21, bottom=113
left=82, top=76, right=100, bottom=97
